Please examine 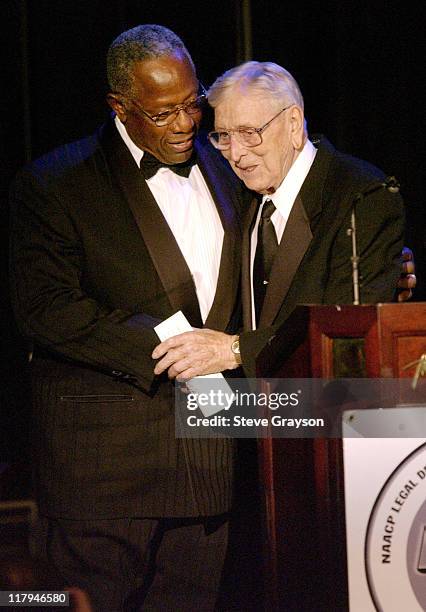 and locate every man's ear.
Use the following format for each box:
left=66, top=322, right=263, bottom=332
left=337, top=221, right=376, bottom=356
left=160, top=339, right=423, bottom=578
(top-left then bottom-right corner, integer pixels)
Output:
left=106, top=93, right=127, bottom=123
left=289, top=105, right=305, bottom=150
